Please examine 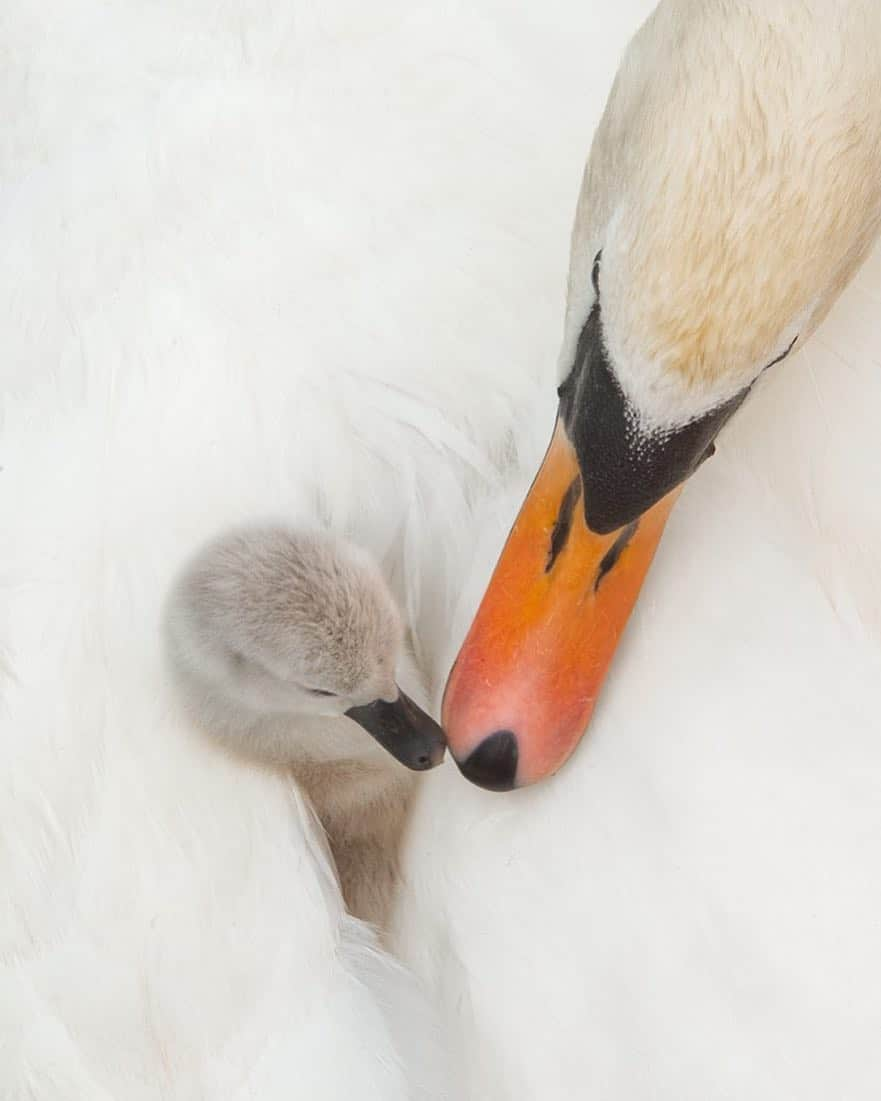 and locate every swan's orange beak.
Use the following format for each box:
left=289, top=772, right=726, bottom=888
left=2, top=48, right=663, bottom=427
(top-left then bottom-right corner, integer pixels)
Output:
left=441, top=417, right=679, bottom=790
